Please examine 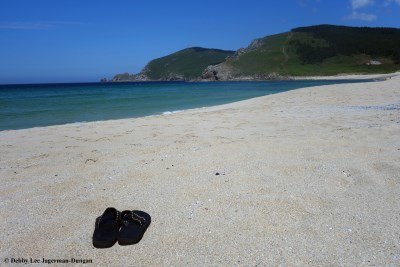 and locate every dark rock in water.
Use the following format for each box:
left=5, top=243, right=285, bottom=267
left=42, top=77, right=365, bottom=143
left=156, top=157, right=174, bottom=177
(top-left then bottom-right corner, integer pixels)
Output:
left=100, top=78, right=108, bottom=83
left=215, top=172, right=220, bottom=175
